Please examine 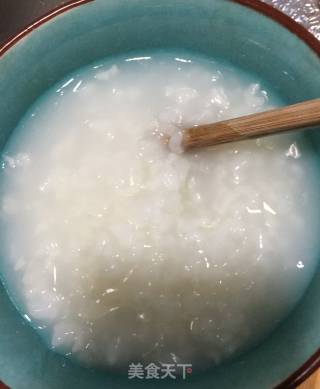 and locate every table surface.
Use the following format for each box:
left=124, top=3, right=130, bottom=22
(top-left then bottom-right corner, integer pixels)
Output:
left=299, top=371, right=320, bottom=389
left=0, top=1, right=320, bottom=388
